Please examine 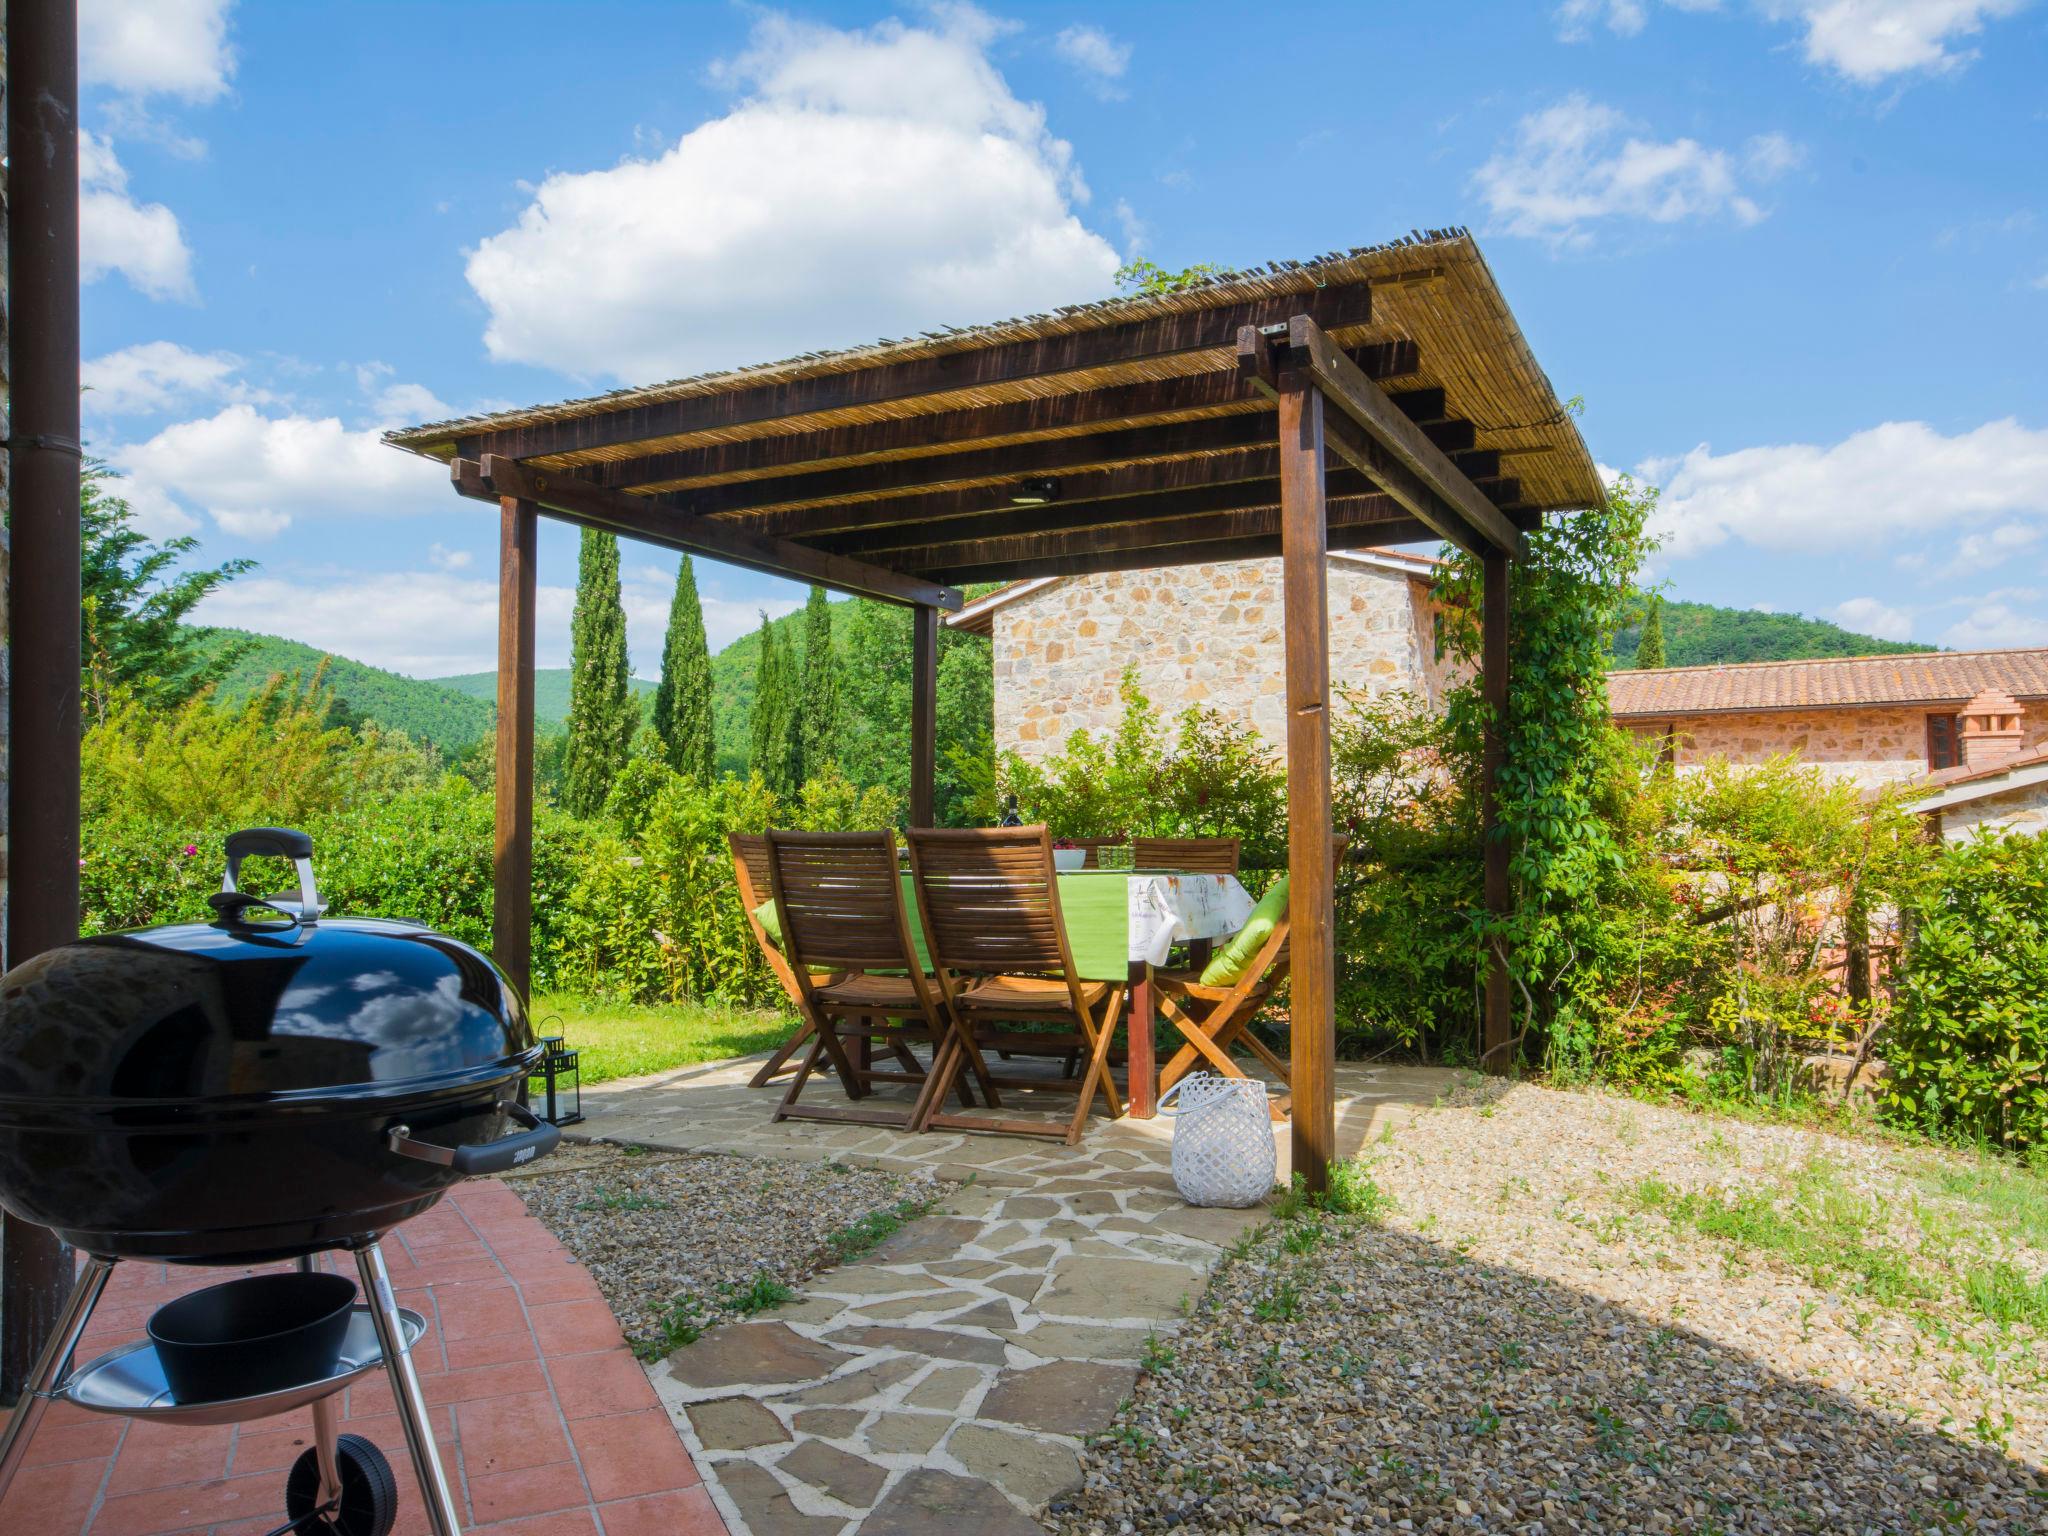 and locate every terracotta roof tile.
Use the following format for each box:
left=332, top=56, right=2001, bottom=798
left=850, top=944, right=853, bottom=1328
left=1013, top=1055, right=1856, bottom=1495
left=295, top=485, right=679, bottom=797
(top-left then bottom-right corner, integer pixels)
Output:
left=1608, top=649, right=2048, bottom=719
